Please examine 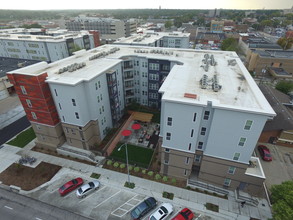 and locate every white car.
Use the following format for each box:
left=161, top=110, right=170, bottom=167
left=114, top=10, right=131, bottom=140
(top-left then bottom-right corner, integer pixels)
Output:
left=76, top=180, right=100, bottom=198
left=149, top=203, right=173, bottom=220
